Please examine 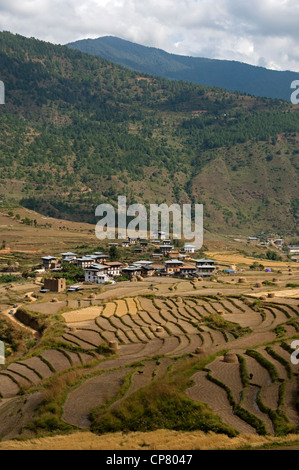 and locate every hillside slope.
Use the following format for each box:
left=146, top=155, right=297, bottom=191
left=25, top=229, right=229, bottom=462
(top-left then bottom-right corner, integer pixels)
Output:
left=0, top=32, right=298, bottom=235
left=67, top=36, right=299, bottom=101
